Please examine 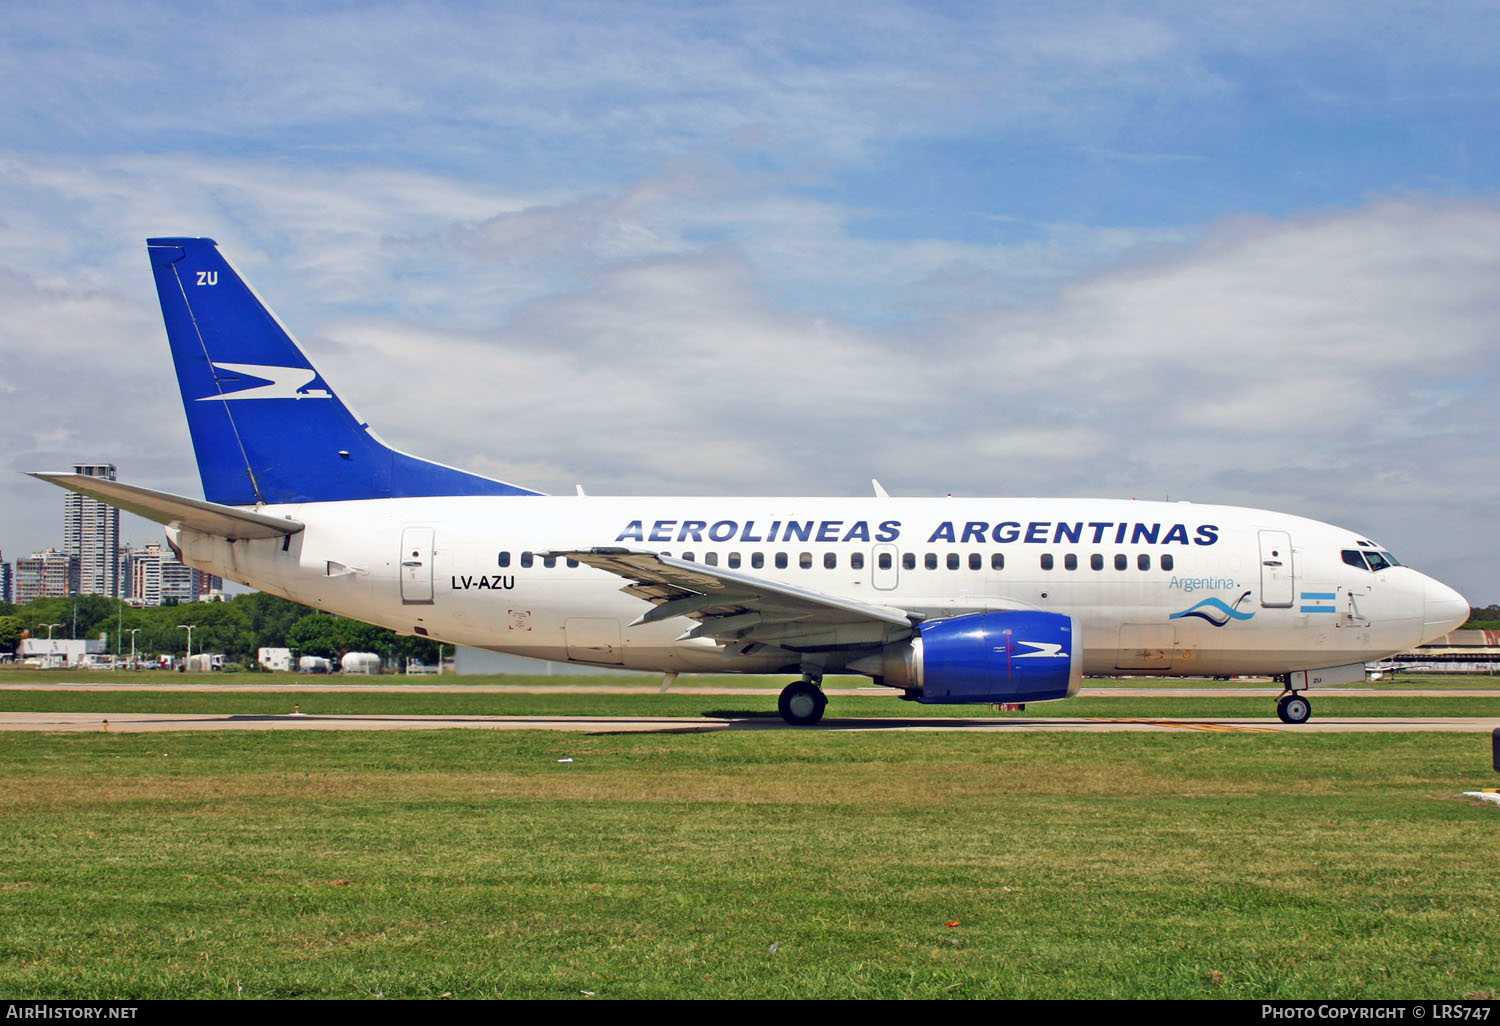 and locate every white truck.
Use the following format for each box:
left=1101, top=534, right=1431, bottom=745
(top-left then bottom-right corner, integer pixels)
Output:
left=257, top=647, right=294, bottom=672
